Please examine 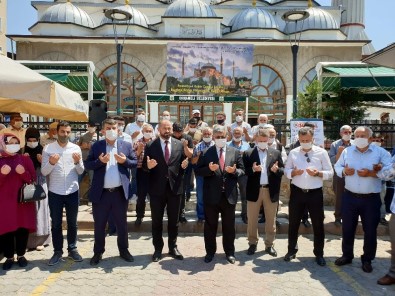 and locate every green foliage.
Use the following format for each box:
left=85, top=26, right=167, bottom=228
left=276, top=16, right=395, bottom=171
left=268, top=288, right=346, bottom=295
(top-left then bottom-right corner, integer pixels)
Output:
left=296, top=80, right=321, bottom=118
